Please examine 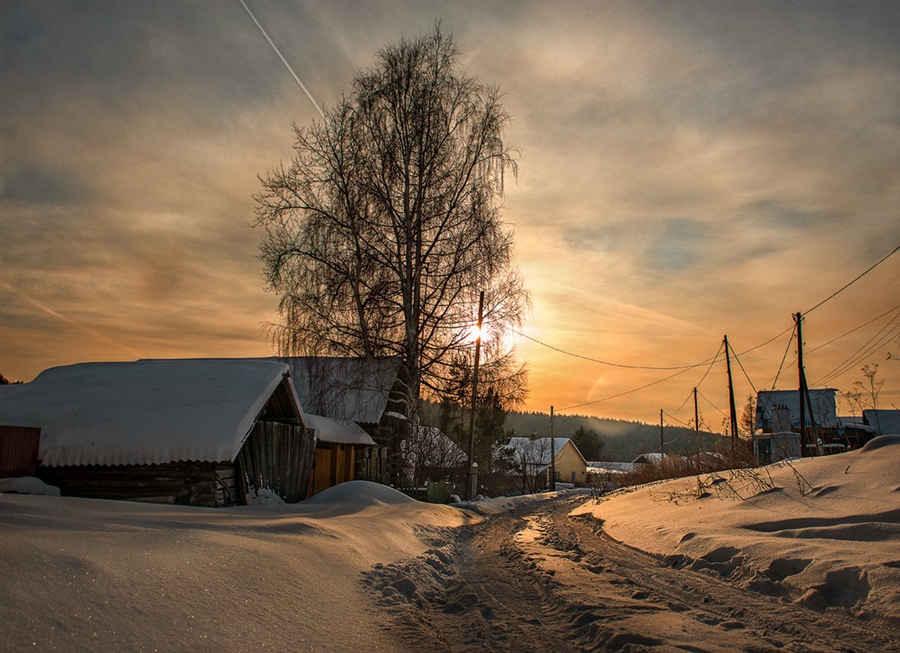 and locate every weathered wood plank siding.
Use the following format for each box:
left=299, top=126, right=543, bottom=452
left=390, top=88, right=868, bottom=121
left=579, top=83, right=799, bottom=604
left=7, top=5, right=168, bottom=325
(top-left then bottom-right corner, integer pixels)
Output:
left=0, top=426, right=42, bottom=478
left=236, top=421, right=315, bottom=503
